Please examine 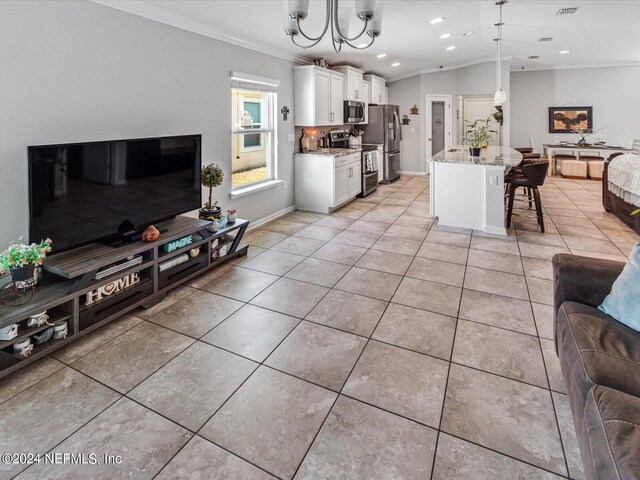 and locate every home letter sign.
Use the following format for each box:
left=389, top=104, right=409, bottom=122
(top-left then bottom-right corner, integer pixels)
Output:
left=85, top=272, right=141, bottom=306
